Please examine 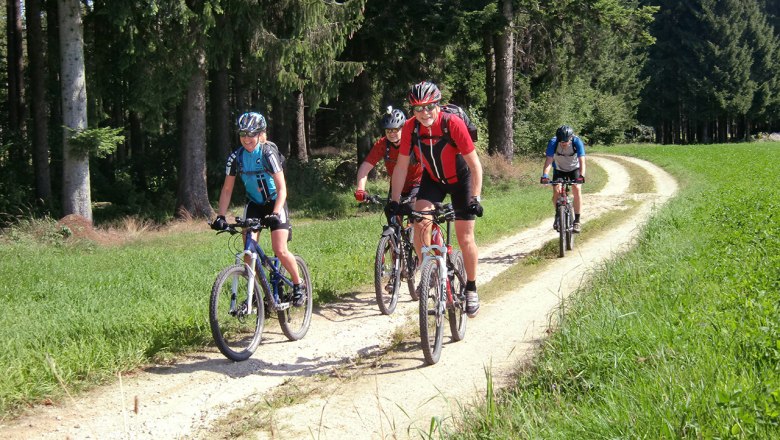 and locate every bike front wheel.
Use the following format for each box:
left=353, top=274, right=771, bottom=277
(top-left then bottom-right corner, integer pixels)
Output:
left=277, top=256, right=313, bottom=341
left=419, top=260, right=444, bottom=365
left=565, top=208, right=575, bottom=251
left=209, top=264, right=265, bottom=361
left=448, top=250, right=467, bottom=342
left=558, top=205, right=567, bottom=258
left=374, top=235, right=401, bottom=315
